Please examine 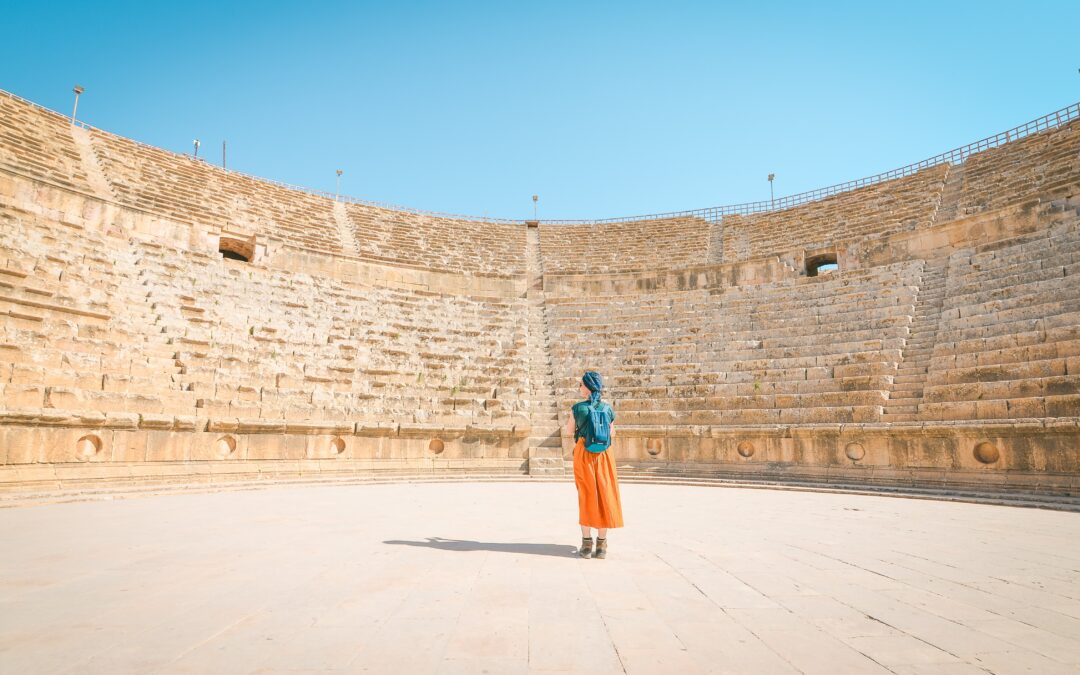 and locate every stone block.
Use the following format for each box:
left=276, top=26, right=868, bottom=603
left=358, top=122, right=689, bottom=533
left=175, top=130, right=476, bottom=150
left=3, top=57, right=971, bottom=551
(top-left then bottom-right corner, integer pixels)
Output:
left=3, top=383, right=45, bottom=408
left=145, top=430, right=192, bottom=462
